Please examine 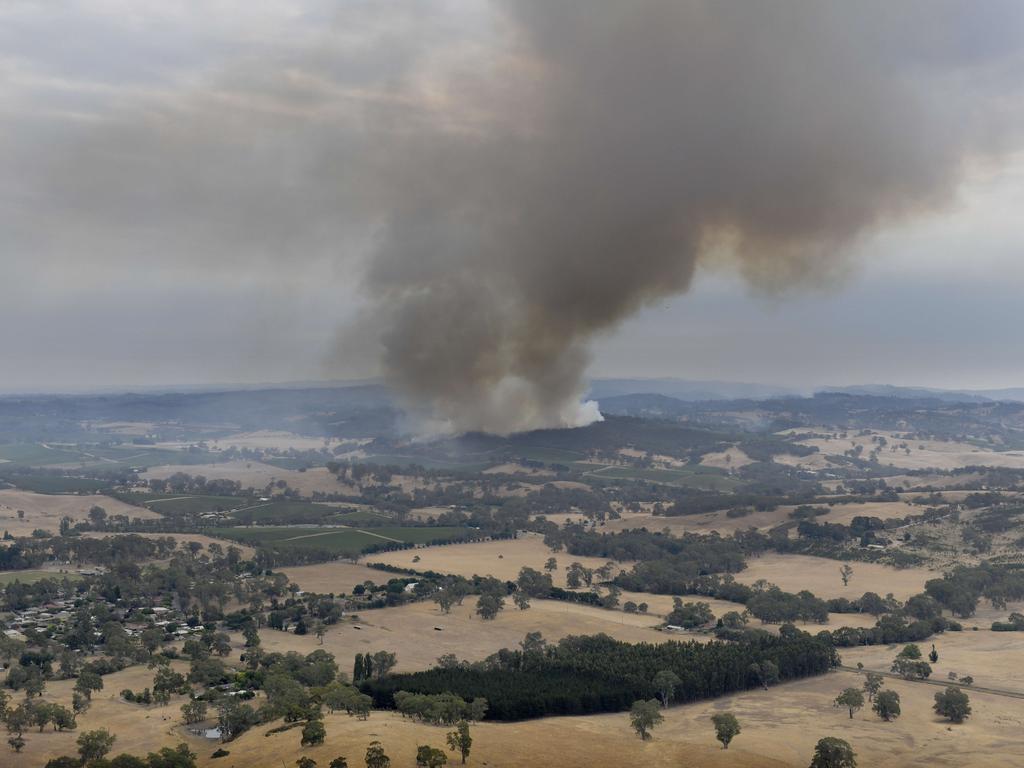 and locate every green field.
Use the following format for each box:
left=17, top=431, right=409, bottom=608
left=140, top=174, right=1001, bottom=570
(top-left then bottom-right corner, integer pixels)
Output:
left=0, top=442, right=226, bottom=470
left=210, top=525, right=473, bottom=556
left=230, top=500, right=351, bottom=525
left=333, top=508, right=394, bottom=525
left=0, top=570, right=82, bottom=586
left=0, top=444, right=87, bottom=466
left=0, top=472, right=114, bottom=494
left=138, top=494, right=253, bottom=515
left=509, top=446, right=589, bottom=464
